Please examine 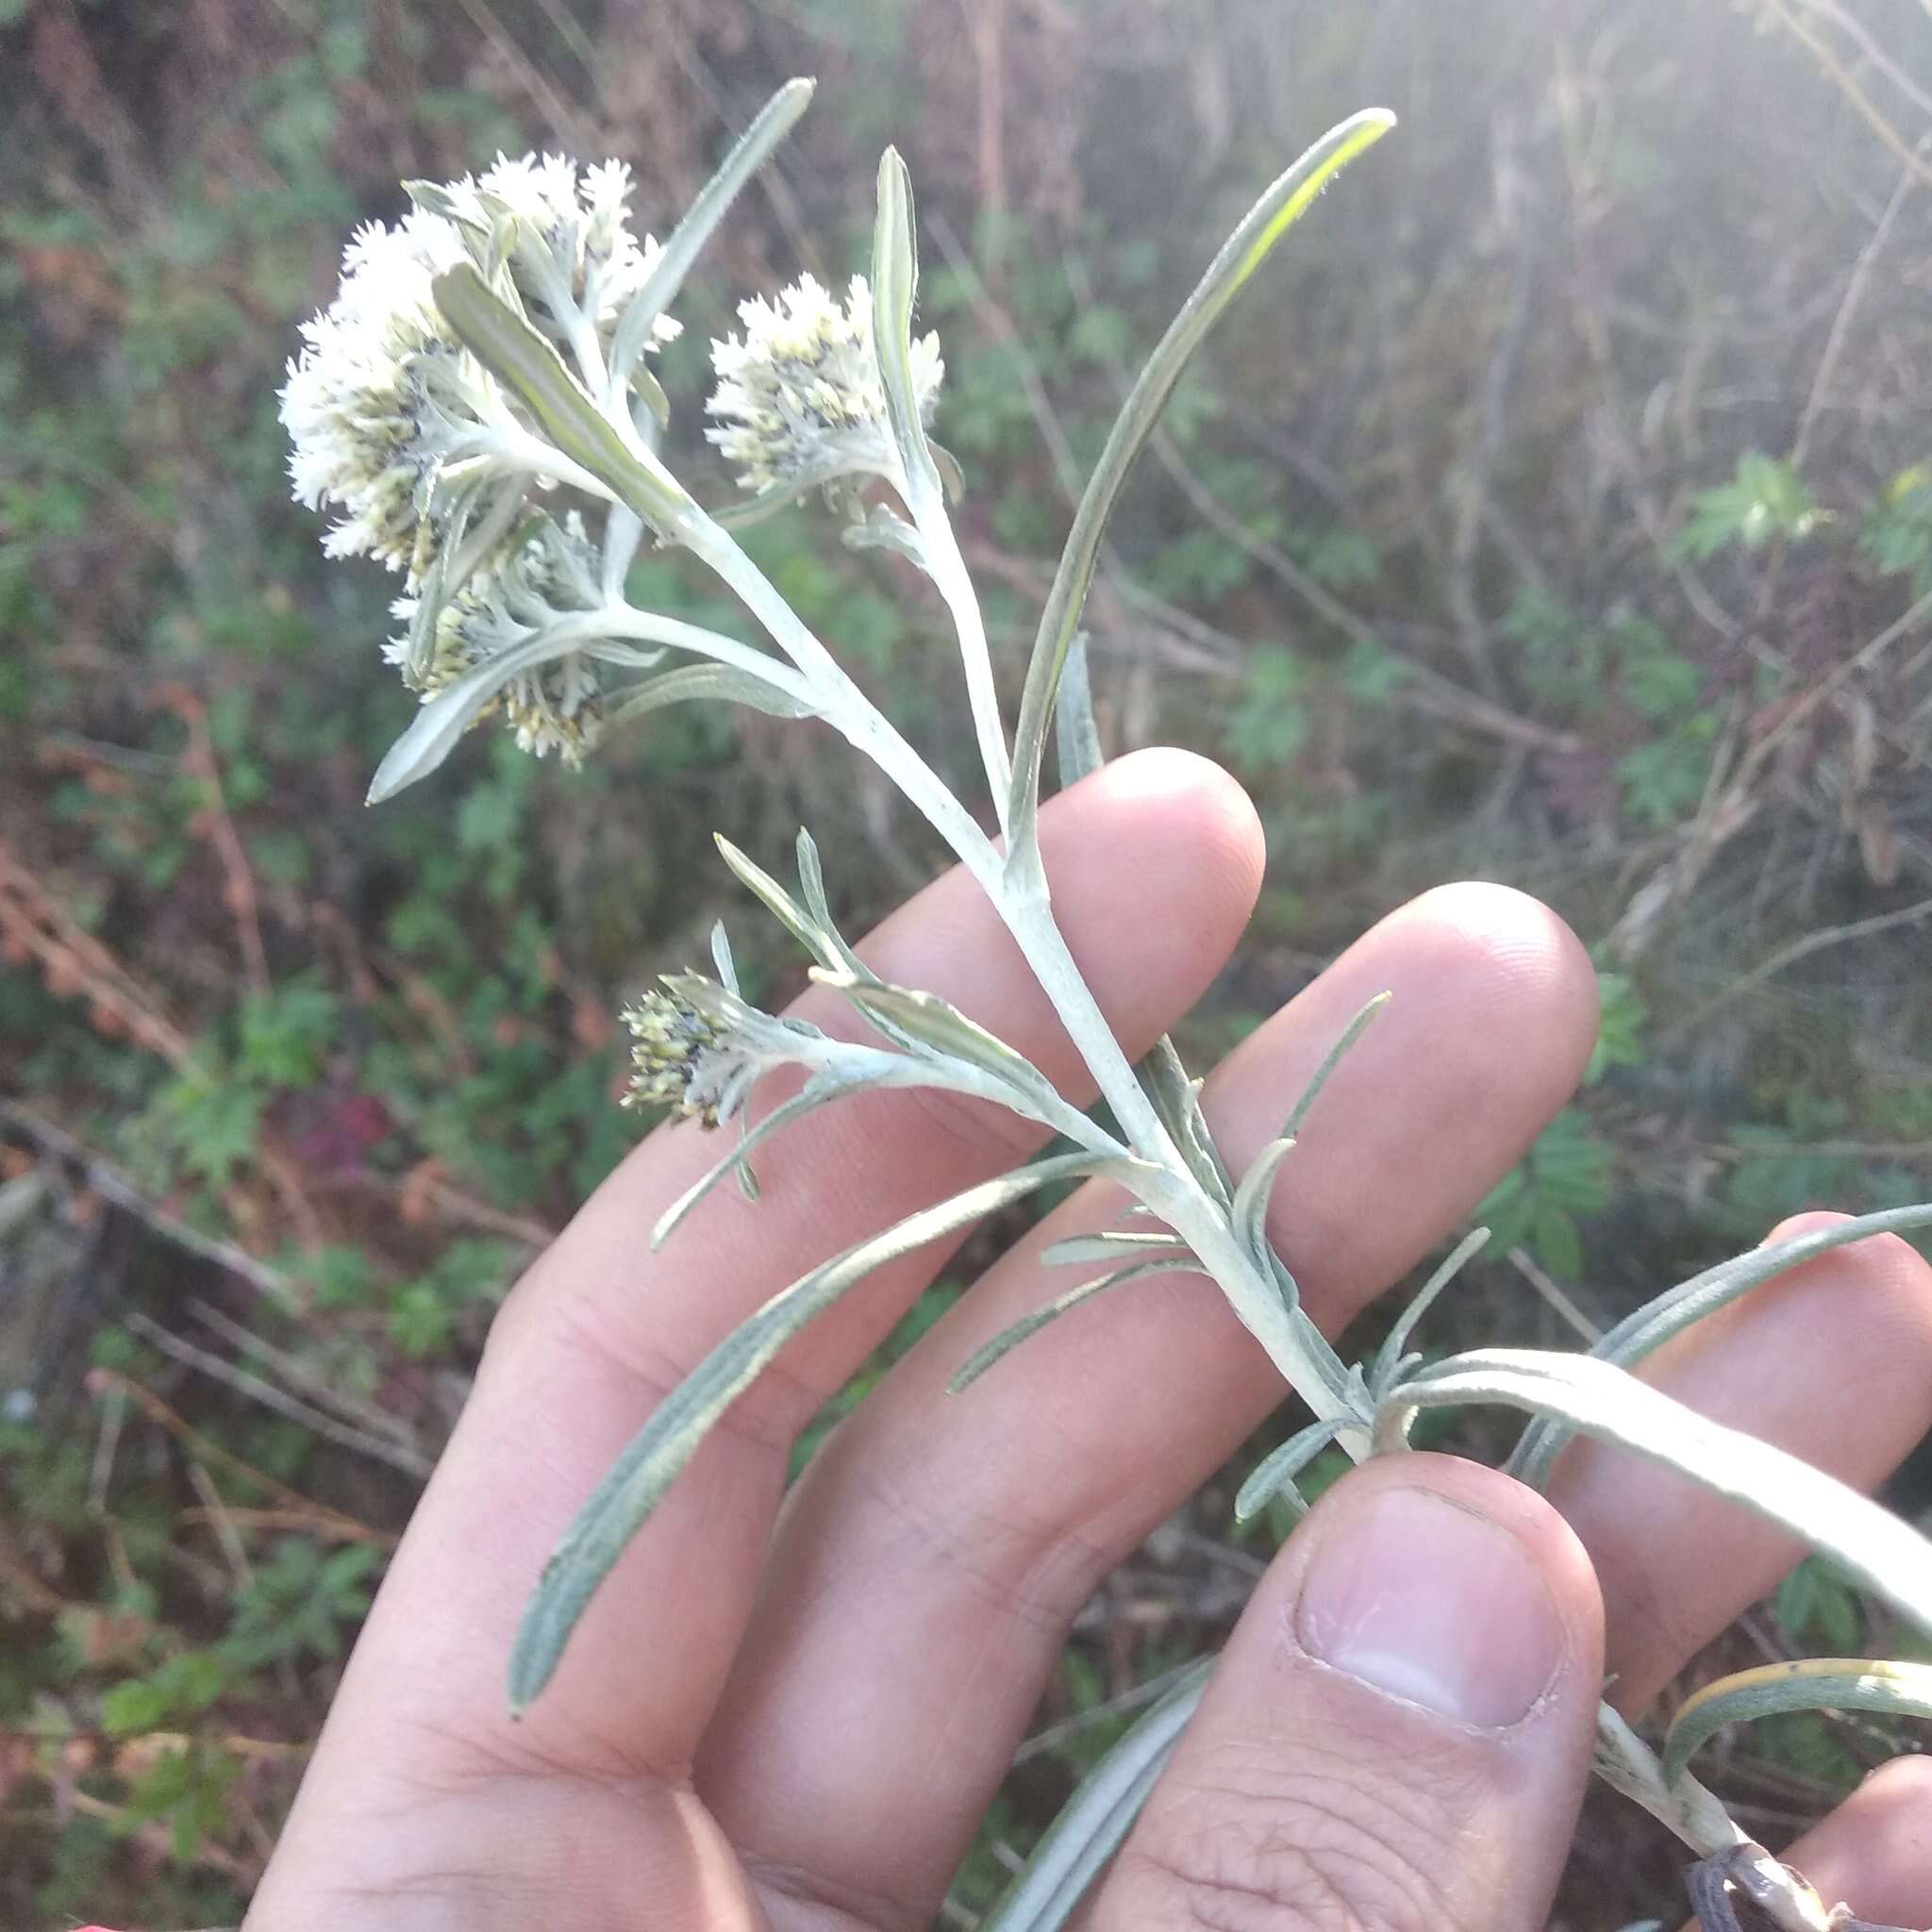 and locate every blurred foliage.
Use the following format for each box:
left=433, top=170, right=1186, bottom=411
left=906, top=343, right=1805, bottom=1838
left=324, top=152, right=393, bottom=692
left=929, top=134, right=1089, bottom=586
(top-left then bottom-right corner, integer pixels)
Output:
left=2, top=0, right=1931, bottom=1924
